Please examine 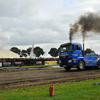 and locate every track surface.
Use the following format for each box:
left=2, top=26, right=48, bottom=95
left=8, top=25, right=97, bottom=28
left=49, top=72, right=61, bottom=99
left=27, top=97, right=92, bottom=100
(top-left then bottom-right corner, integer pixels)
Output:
left=0, top=67, right=100, bottom=90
